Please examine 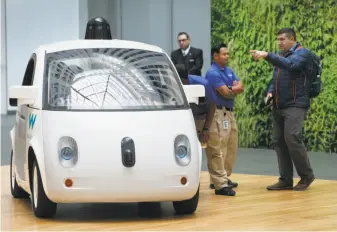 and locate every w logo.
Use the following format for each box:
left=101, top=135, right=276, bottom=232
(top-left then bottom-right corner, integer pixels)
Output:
left=29, top=113, right=37, bottom=129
